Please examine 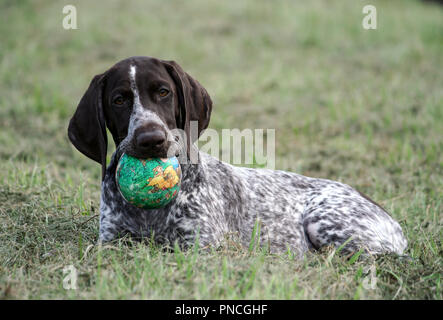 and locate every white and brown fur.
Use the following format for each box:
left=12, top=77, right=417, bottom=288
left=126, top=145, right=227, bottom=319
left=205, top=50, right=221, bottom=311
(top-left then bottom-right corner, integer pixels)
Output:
left=68, top=56, right=407, bottom=257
